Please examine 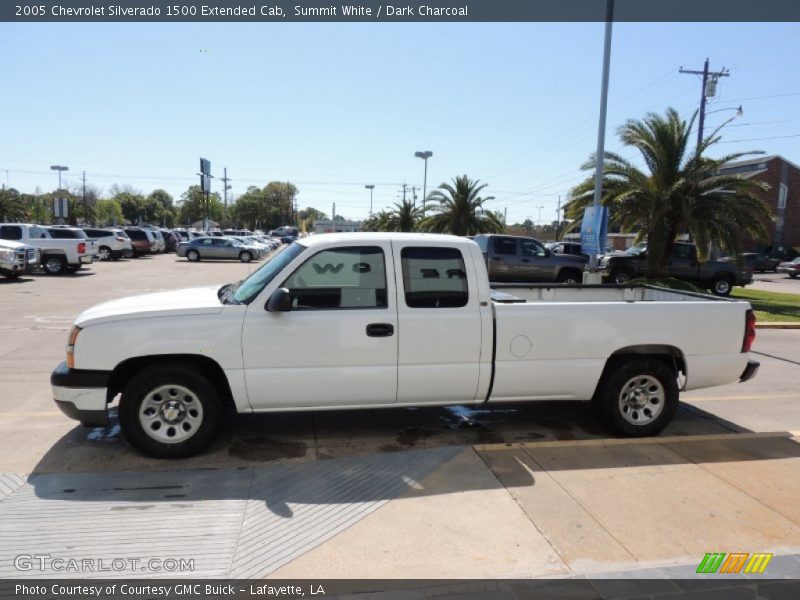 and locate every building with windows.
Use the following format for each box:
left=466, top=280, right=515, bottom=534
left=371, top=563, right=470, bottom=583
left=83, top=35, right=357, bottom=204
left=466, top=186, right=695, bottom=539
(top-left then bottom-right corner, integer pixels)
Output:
left=717, top=155, right=800, bottom=258
left=313, top=219, right=361, bottom=233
